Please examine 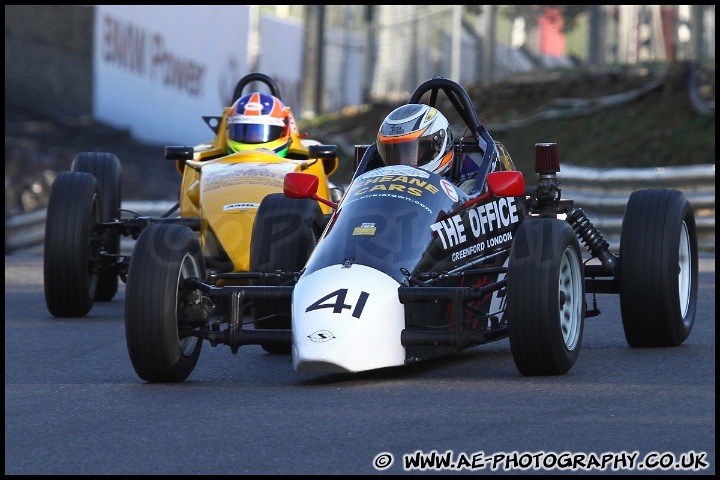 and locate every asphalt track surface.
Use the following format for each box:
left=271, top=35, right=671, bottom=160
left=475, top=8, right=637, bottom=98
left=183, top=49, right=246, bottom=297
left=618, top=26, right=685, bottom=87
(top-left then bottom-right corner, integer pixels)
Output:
left=4, top=254, right=715, bottom=475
